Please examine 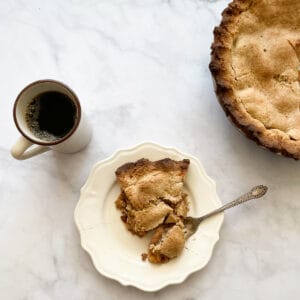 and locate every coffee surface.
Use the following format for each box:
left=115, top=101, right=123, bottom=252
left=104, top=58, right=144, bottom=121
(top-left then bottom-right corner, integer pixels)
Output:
left=25, top=91, right=77, bottom=141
